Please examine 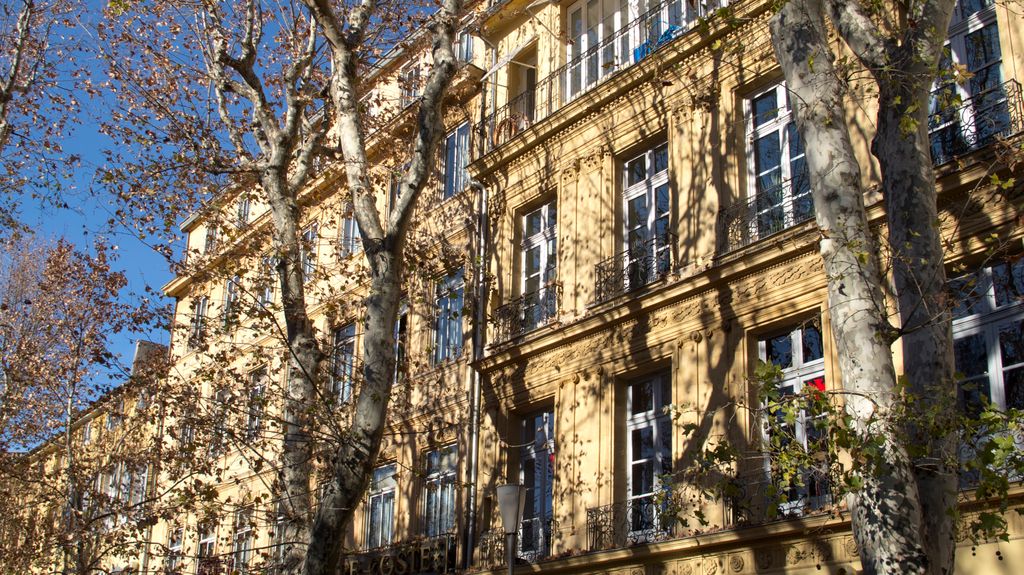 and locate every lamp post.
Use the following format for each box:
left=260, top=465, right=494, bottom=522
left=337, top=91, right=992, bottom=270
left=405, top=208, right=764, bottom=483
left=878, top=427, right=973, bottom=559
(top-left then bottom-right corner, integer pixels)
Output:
left=496, top=483, right=526, bottom=575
